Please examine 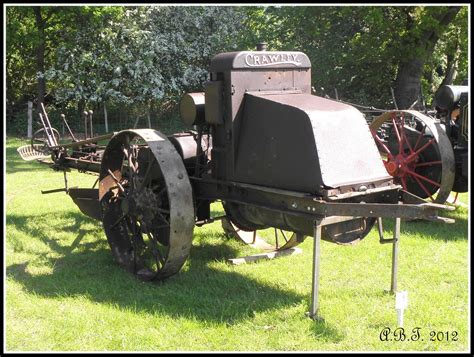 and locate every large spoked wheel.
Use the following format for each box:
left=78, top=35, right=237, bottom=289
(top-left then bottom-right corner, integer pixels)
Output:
left=99, top=129, right=194, bottom=281
left=31, top=127, right=60, bottom=154
left=370, top=110, right=455, bottom=203
left=221, top=201, right=307, bottom=251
